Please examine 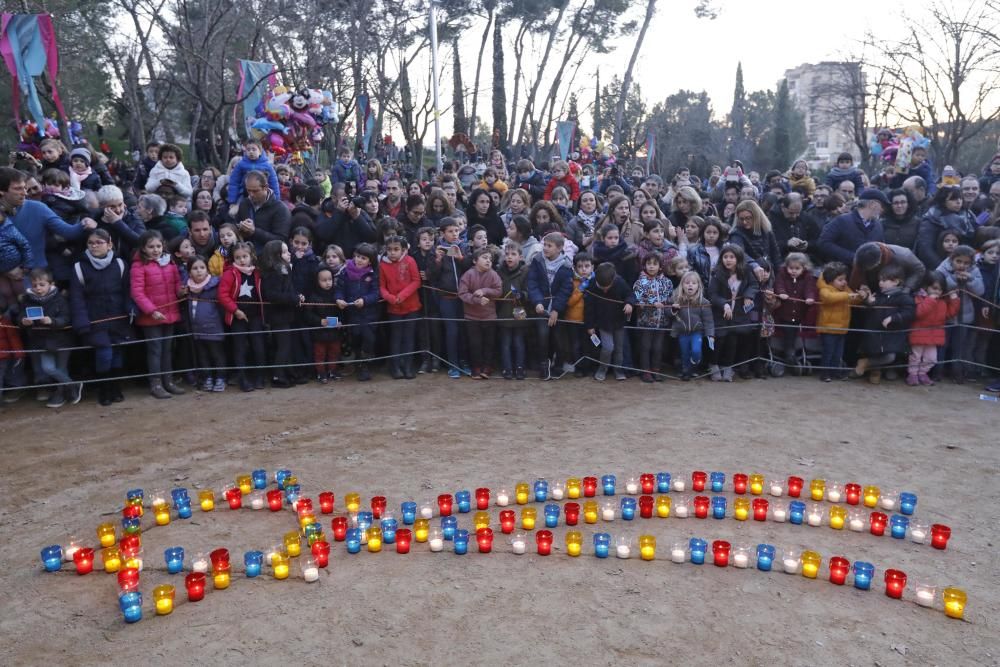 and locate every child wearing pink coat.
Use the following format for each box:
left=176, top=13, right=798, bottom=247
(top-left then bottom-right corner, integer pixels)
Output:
left=130, top=230, right=184, bottom=398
